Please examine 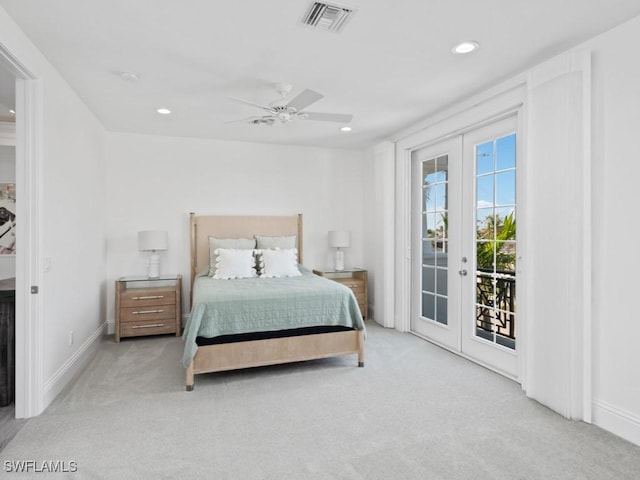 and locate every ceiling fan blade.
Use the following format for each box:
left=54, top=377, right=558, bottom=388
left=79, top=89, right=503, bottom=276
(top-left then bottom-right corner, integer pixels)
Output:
left=223, top=116, right=257, bottom=124
left=223, top=116, right=276, bottom=125
left=286, top=89, right=324, bottom=111
left=227, top=96, right=276, bottom=114
left=302, top=112, right=354, bottom=123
